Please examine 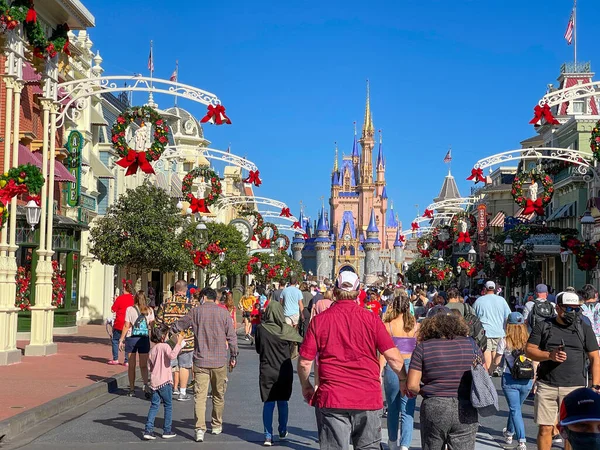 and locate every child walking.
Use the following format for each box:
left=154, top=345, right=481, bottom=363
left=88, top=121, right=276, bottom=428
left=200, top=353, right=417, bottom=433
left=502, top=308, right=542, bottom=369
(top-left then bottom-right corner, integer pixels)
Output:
left=143, top=325, right=184, bottom=440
